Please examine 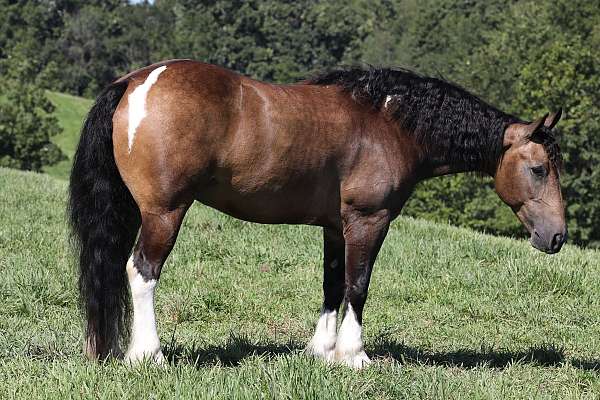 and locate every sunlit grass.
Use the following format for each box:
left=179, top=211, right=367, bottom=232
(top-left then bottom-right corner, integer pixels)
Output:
left=1, top=167, right=600, bottom=399
left=43, top=91, right=92, bottom=180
